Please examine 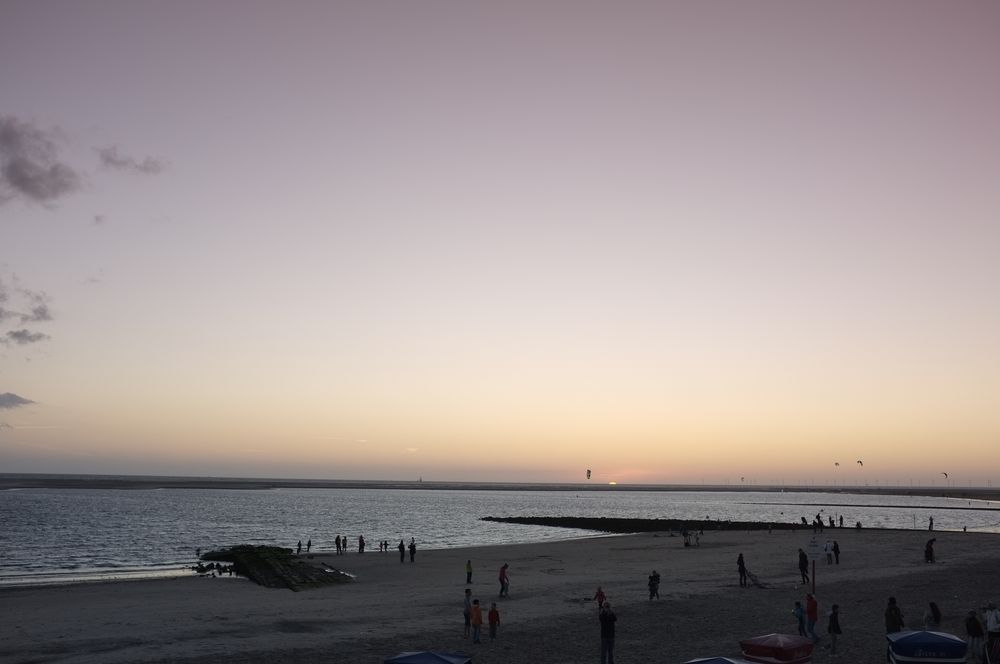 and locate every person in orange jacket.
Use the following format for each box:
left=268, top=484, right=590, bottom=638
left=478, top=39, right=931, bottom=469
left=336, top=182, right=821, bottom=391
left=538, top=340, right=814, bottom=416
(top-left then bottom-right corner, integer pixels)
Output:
left=470, top=599, right=484, bottom=643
